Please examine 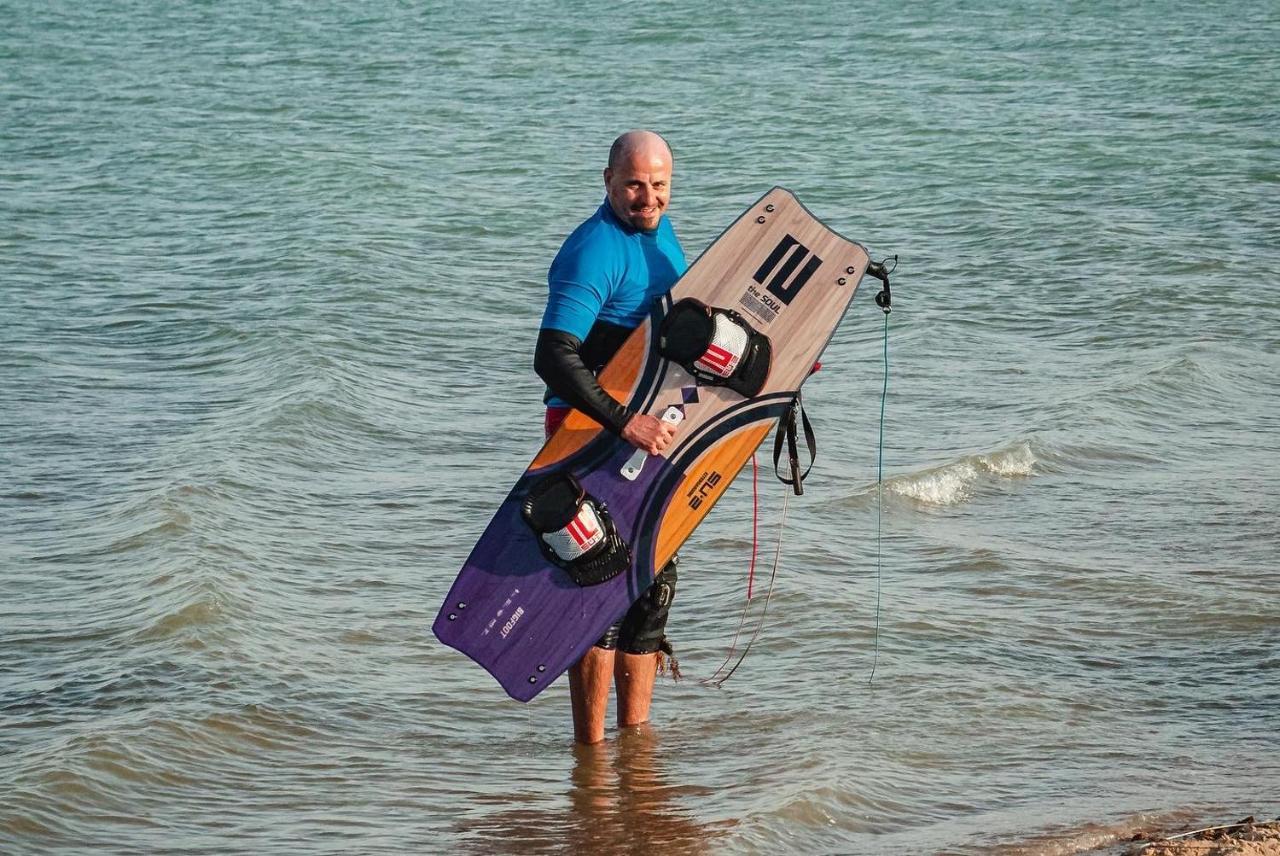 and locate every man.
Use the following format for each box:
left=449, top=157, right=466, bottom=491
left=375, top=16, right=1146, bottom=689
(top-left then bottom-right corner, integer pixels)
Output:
left=534, top=130, right=687, bottom=745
